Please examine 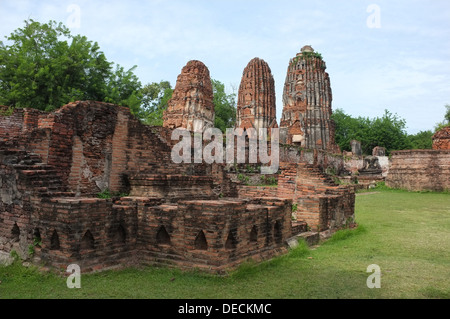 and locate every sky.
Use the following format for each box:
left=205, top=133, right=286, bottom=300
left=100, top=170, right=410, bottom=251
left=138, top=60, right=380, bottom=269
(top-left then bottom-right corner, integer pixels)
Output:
left=1, top=0, right=449, bottom=134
